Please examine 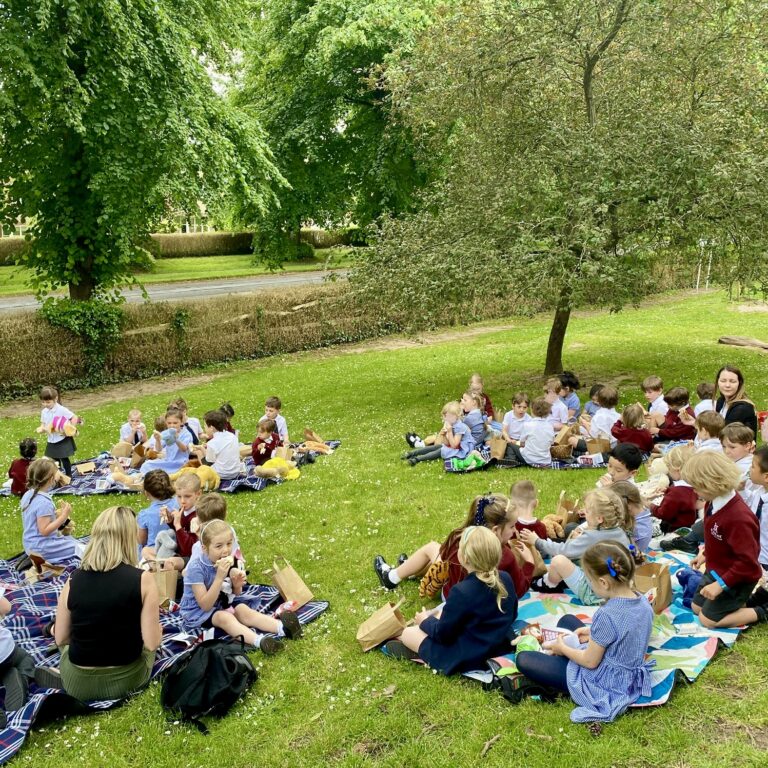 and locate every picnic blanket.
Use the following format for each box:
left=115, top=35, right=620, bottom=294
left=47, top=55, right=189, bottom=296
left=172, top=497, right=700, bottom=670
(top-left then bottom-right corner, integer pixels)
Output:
left=0, top=552, right=329, bottom=764
left=385, top=551, right=744, bottom=710
left=444, top=447, right=601, bottom=473
left=0, top=441, right=341, bottom=497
